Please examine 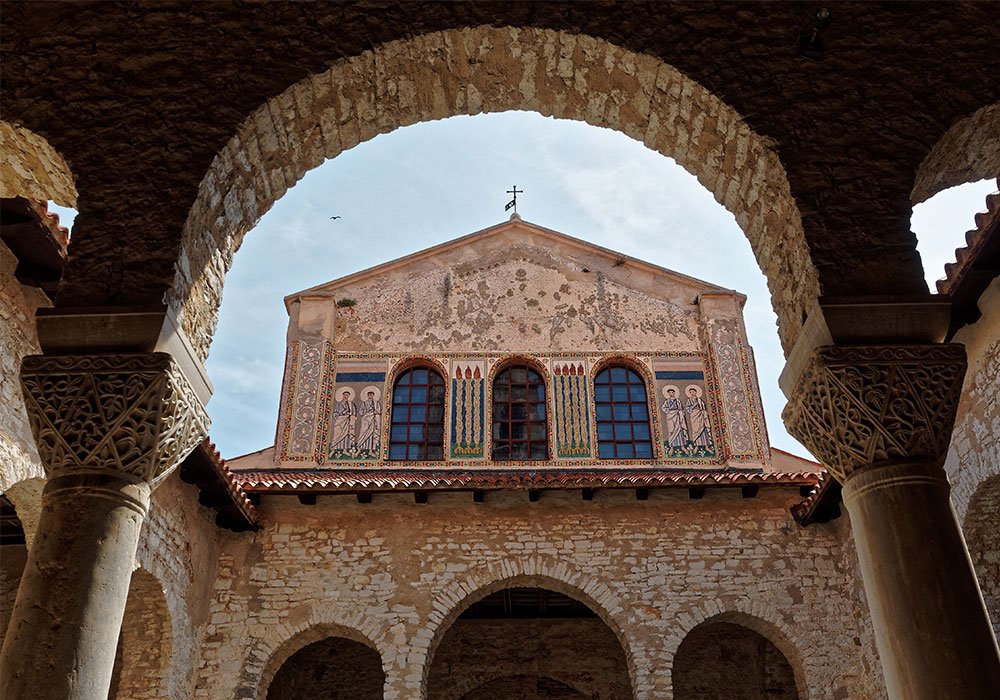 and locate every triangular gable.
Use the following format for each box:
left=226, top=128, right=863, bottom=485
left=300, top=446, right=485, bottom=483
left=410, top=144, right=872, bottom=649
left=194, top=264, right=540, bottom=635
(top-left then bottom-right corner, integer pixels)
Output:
left=285, top=216, right=737, bottom=310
